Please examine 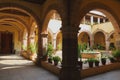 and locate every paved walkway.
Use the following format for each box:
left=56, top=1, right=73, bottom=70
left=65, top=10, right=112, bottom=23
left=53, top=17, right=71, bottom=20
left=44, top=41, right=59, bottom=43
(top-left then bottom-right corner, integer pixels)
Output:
left=83, top=70, right=120, bottom=80
left=0, top=54, right=120, bottom=80
left=0, top=54, right=58, bottom=80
